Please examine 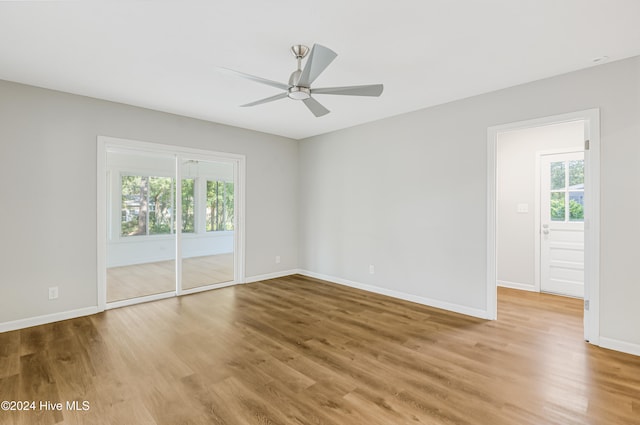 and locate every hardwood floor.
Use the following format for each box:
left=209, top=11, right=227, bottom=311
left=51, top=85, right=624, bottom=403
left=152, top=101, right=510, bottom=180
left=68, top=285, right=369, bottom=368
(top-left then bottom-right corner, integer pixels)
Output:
left=107, top=254, right=234, bottom=302
left=1, top=276, right=639, bottom=425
